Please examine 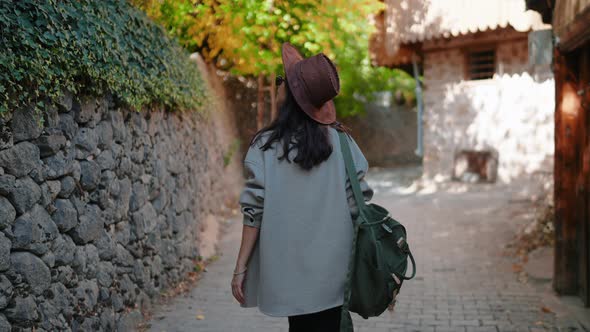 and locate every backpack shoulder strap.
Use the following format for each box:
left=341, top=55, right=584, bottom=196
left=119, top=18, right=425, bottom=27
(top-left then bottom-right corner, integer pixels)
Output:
left=337, top=131, right=367, bottom=214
